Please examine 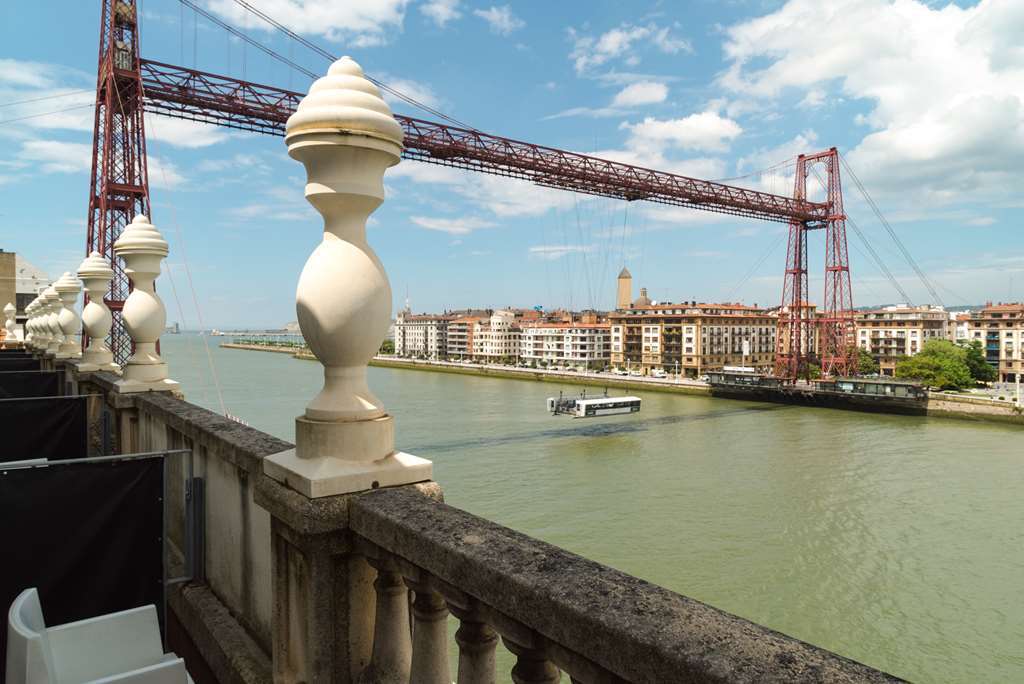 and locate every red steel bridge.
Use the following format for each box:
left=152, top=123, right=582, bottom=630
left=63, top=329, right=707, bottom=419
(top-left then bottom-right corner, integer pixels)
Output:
left=86, top=0, right=854, bottom=379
